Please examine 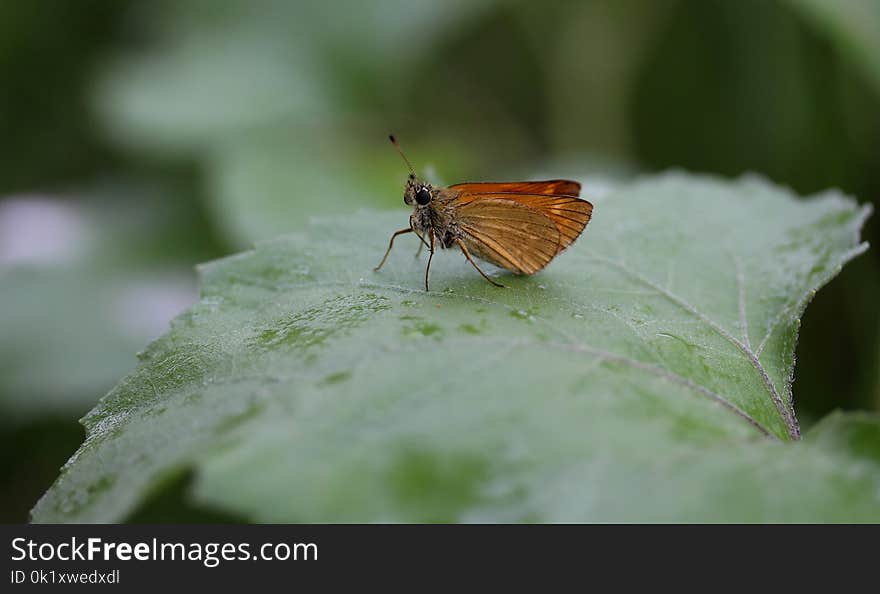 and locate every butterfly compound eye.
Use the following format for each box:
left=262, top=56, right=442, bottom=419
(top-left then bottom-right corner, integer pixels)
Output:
left=416, top=187, right=431, bottom=205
